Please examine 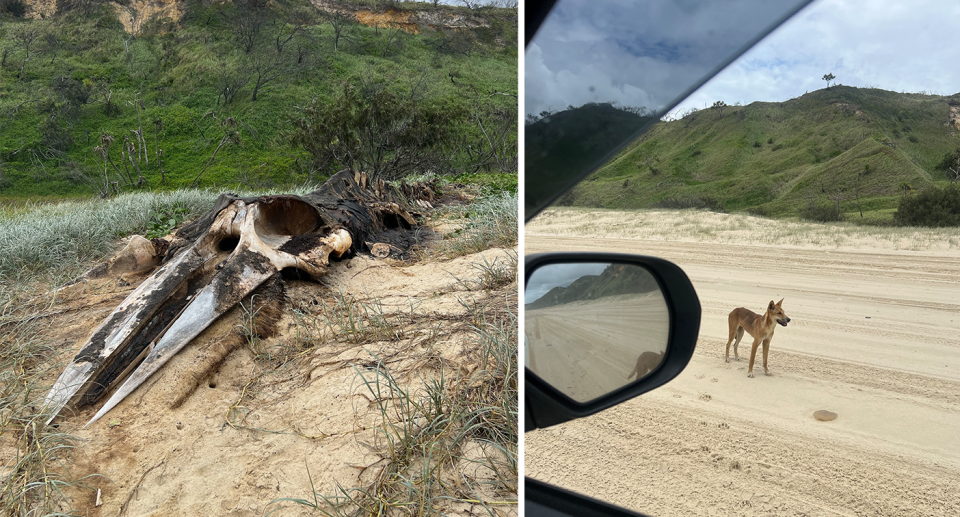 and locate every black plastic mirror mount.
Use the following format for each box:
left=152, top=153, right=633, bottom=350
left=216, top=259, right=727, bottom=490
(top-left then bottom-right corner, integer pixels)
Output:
left=524, top=253, right=701, bottom=432
left=526, top=477, right=653, bottom=517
